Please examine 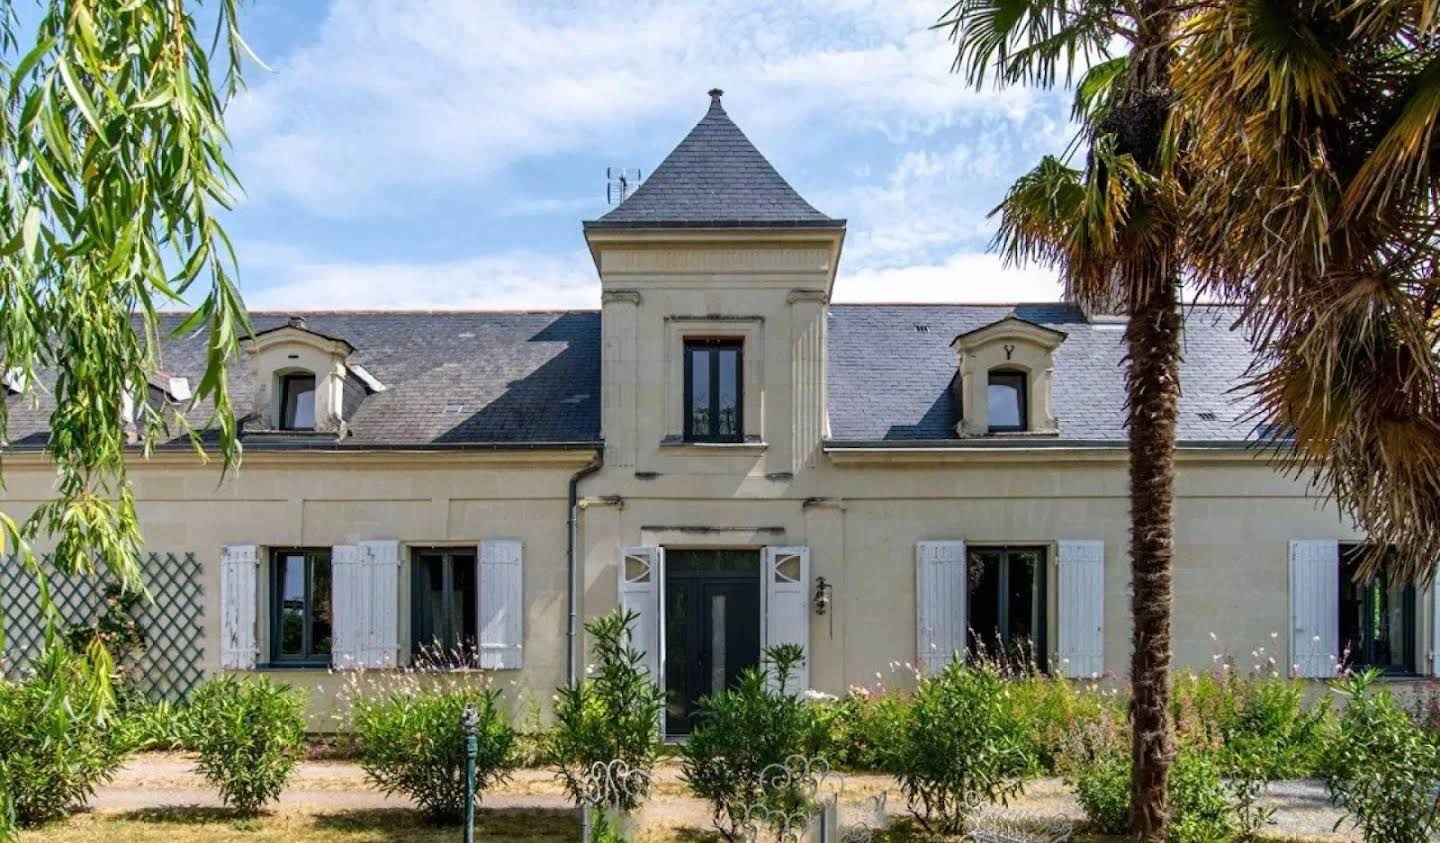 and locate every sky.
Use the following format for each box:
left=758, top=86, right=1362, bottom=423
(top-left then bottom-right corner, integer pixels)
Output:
left=221, top=0, right=1080, bottom=311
